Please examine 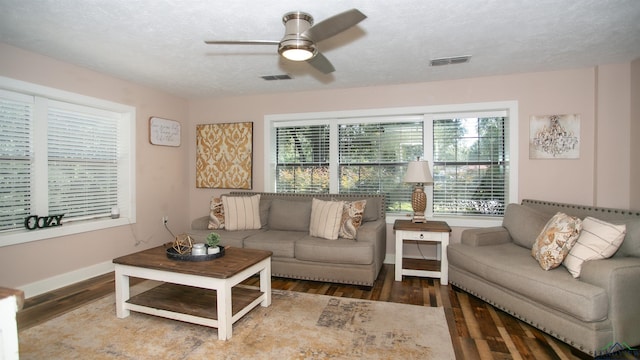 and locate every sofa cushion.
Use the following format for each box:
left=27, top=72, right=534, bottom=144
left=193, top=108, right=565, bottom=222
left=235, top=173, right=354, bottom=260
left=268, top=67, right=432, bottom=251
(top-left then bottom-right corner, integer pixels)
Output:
left=339, top=200, right=366, bottom=239
left=309, top=198, right=344, bottom=240
left=563, top=217, right=626, bottom=278
left=448, top=242, right=609, bottom=322
left=208, top=197, right=225, bottom=229
left=295, top=237, right=374, bottom=265
left=187, top=228, right=263, bottom=248
left=531, top=212, right=582, bottom=270
left=613, top=218, right=640, bottom=257
left=259, top=199, right=271, bottom=228
left=502, top=203, right=551, bottom=249
left=268, top=199, right=312, bottom=231
left=361, top=197, right=380, bottom=222
left=243, top=230, right=303, bottom=258
left=222, top=194, right=262, bottom=231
